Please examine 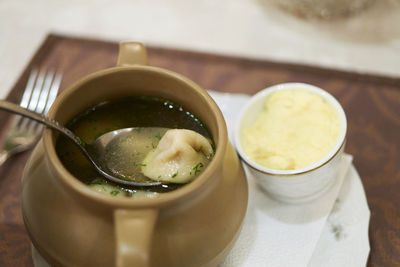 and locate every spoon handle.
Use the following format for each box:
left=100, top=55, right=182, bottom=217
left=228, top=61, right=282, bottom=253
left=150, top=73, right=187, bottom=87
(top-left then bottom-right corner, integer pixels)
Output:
left=0, top=100, right=85, bottom=149
left=0, top=100, right=162, bottom=187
